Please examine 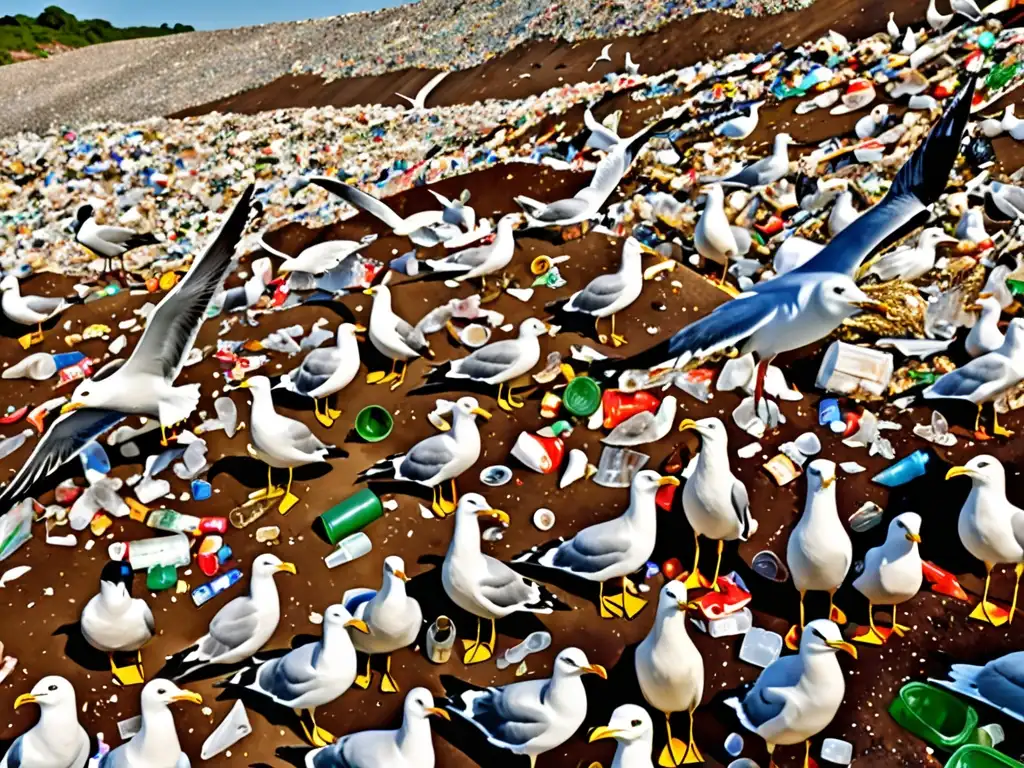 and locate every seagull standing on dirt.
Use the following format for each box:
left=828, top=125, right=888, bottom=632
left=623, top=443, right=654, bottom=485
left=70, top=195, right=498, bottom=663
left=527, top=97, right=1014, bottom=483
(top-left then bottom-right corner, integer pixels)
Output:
left=708, top=133, right=793, bottom=188
left=588, top=705, right=656, bottom=768
left=73, top=202, right=160, bottom=274
left=679, top=417, right=757, bottom=590
left=513, top=471, right=679, bottom=621
left=860, top=227, right=957, bottom=282
left=886, top=11, right=900, bottom=38
left=852, top=512, right=923, bottom=644
left=946, top=456, right=1024, bottom=626
left=2, top=676, right=90, bottom=768
left=726, top=620, right=857, bottom=768
left=635, top=581, right=705, bottom=766
left=162, top=553, right=296, bottom=680
left=966, top=294, right=1005, bottom=358
left=0, top=274, right=71, bottom=345
left=786, top=460, right=852, bottom=648
left=80, top=560, right=155, bottom=685
left=442, top=494, right=566, bottom=664
left=311, top=177, right=446, bottom=247
left=695, top=184, right=745, bottom=282
left=714, top=102, right=763, bottom=141
left=364, top=284, right=433, bottom=390
left=0, top=185, right=254, bottom=505
left=99, top=679, right=203, bottom=768
left=442, top=647, right=607, bottom=766
left=278, top=323, right=365, bottom=427
left=424, top=213, right=520, bottom=288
